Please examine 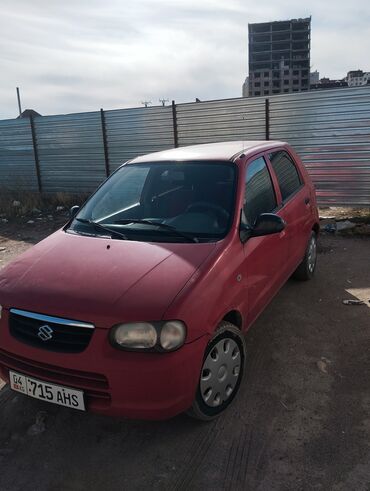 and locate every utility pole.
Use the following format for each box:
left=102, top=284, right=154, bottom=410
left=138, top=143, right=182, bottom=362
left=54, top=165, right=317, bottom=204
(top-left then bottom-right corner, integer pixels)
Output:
left=159, top=98, right=169, bottom=107
left=141, top=101, right=152, bottom=108
left=16, top=87, right=22, bottom=117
